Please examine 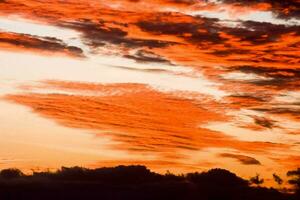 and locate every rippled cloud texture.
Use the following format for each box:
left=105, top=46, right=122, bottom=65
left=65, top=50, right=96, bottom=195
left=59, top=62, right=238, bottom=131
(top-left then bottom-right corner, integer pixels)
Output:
left=0, top=0, right=299, bottom=185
